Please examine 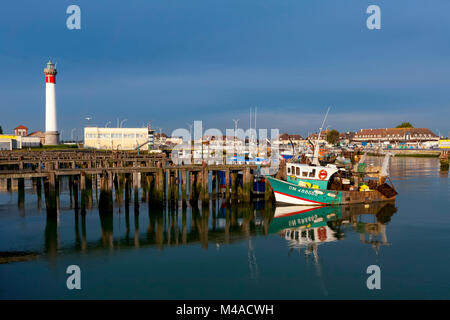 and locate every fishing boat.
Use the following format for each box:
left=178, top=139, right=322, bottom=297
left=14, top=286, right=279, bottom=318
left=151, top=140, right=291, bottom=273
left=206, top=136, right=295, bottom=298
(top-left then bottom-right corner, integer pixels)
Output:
left=266, top=108, right=398, bottom=206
